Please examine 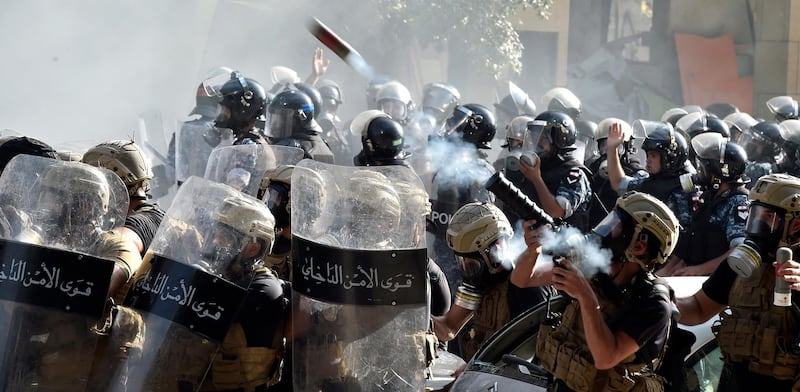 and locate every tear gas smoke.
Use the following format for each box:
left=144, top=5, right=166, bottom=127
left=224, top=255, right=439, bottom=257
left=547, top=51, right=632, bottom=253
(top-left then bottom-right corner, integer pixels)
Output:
left=540, top=226, right=612, bottom=277
left=426, top=135, right=494, bottom=191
